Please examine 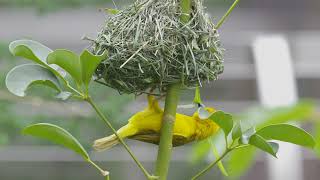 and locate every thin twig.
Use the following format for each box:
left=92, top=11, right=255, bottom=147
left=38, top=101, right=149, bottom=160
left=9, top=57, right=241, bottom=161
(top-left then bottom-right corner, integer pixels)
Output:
left=86, top=97, right=153, bottom=179
left=215, top=0, right=240, bottom=29
left=191, top=148, right=234, bottom=180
